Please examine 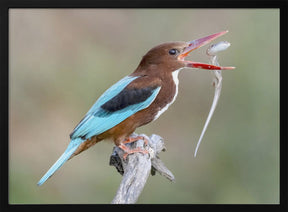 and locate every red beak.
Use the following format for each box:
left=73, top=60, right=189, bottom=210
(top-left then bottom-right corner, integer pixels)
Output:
left=178, top=31, right=235, bottom=70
